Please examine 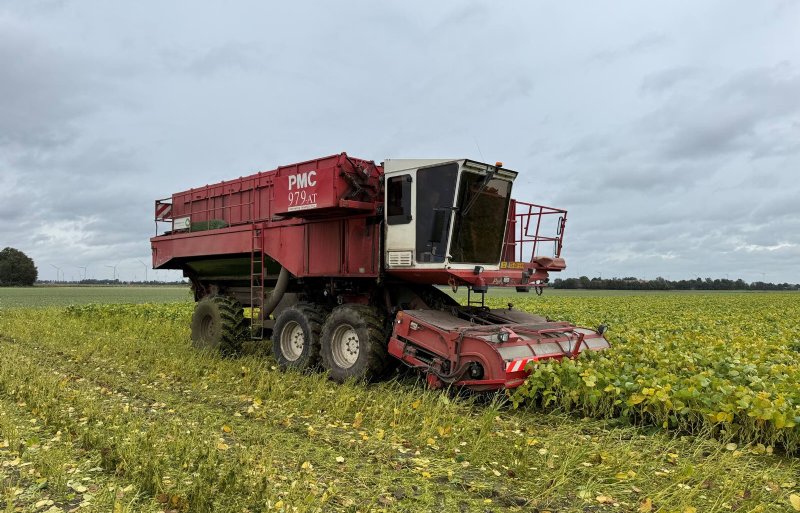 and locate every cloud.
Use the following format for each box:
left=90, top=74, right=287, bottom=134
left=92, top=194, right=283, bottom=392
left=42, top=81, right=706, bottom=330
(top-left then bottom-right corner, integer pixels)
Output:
left=641, top=64, right=800, bottom=160
left=640, top=66, right=701, bottom=95
left=0, top=2, right=798, bottom=285
left=0, top=19, right=96, bottom=149
left=589, top=33, right=670, bottom=63
left=160, top=42, right=271, bottom=77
